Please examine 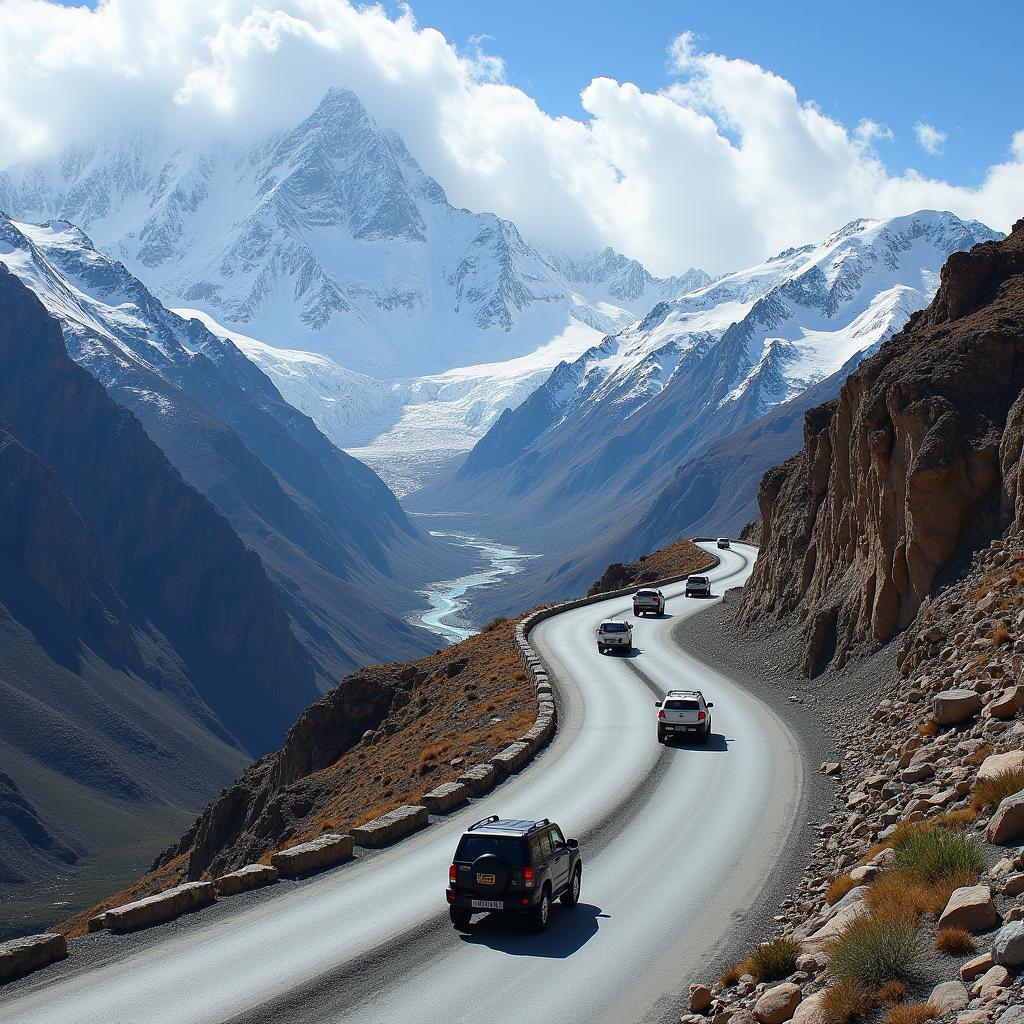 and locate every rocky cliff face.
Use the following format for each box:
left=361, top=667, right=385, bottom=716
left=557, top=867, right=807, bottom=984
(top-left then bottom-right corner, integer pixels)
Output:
left=742, top=219, right=1024, bottom=674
